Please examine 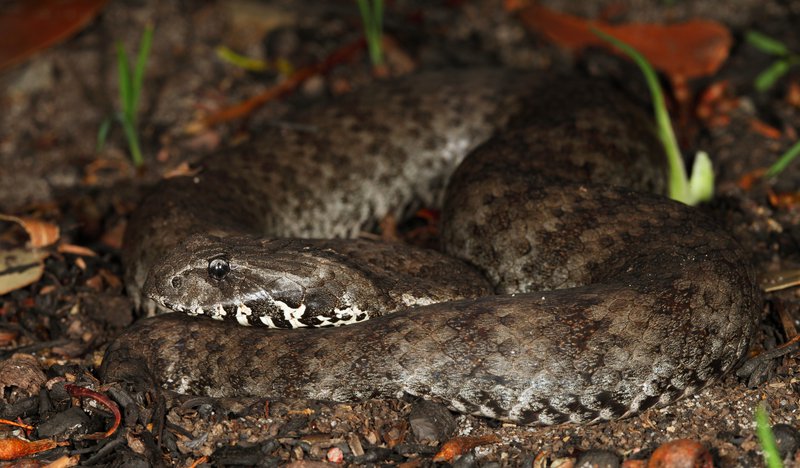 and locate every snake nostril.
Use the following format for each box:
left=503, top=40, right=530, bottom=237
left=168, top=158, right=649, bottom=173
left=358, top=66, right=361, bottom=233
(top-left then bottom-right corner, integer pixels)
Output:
left=170, top=276, right=182, bottom=289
